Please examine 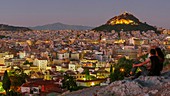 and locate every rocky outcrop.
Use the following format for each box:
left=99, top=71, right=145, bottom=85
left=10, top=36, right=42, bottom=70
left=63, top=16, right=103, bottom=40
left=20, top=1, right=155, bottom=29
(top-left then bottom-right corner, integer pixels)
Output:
left=63, top=71, right=170, bottom=96
left=97, top=71, right=170, bottom=96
